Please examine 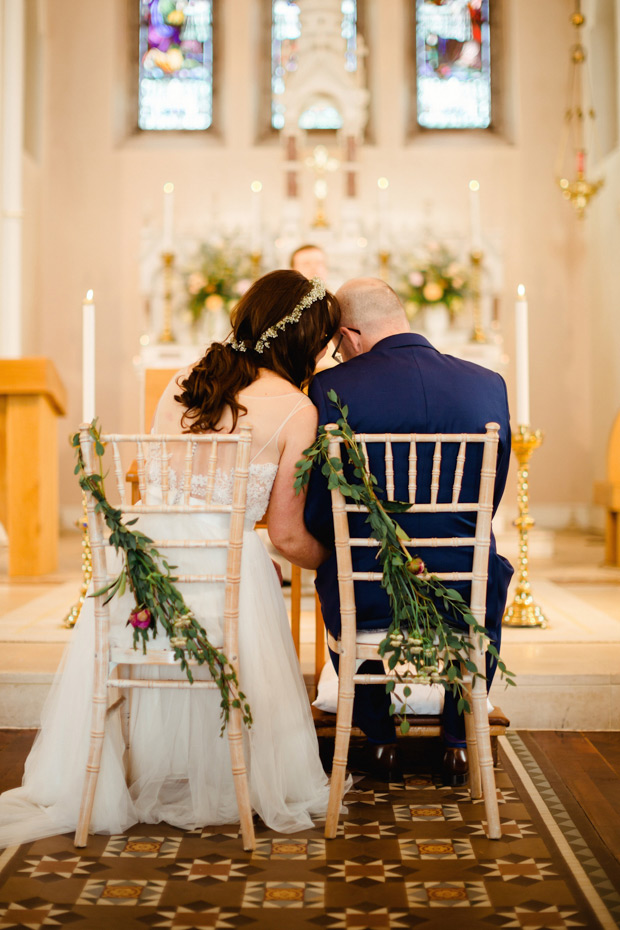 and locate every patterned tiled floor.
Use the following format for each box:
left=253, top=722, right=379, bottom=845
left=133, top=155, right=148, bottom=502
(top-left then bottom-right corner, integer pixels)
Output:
left=0, top=737, right=618, bottom=930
